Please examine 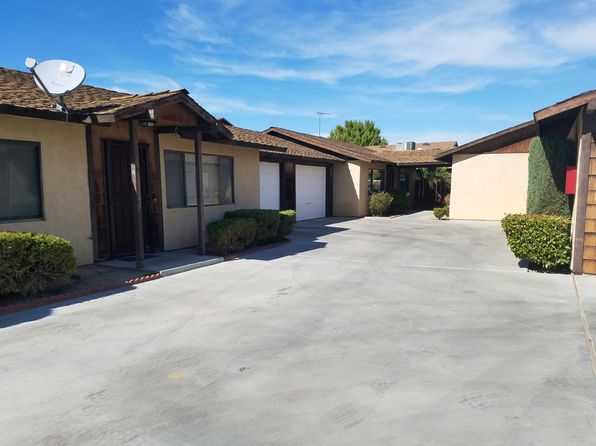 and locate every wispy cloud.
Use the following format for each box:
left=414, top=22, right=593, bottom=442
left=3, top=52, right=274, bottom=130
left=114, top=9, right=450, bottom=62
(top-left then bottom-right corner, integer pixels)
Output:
left=190, top=86, right=315, bottom=117
left=92, top=71, right=181, bottom=92
left=150, top=0, right=596, bottom=90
